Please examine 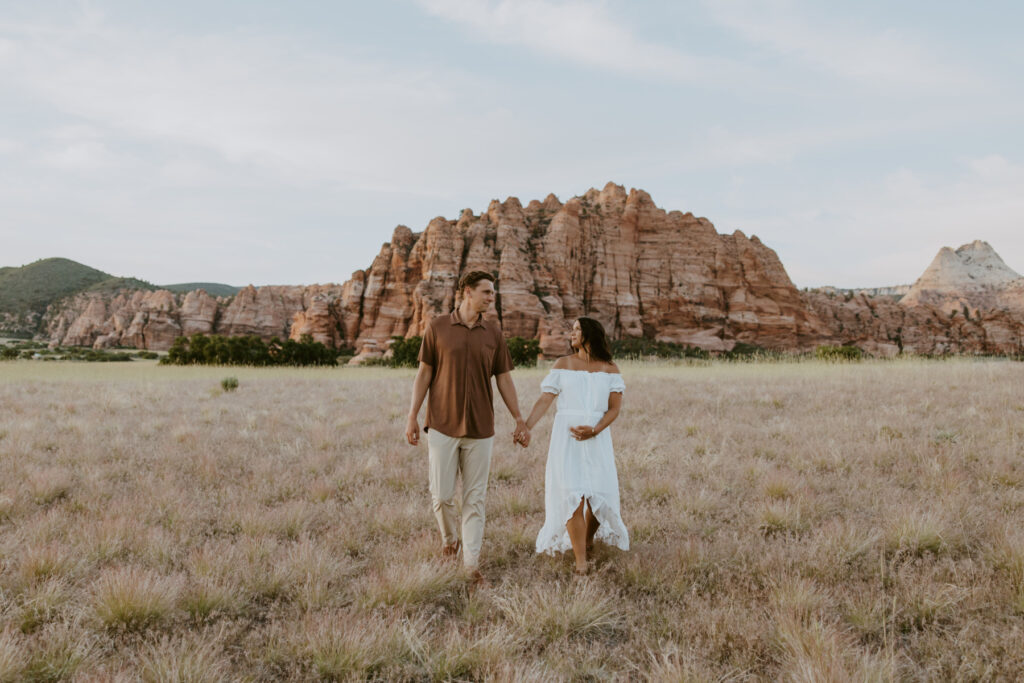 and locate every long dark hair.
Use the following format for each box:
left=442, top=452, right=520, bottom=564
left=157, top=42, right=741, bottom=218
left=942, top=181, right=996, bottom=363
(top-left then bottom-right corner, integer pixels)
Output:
left=576, top=317, right=613, bottom=363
